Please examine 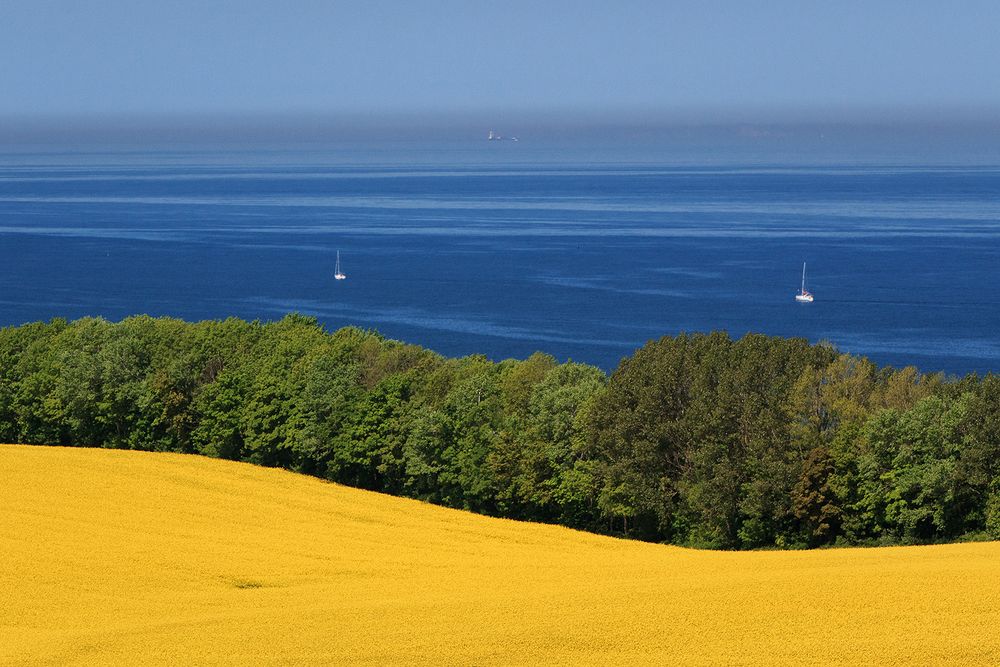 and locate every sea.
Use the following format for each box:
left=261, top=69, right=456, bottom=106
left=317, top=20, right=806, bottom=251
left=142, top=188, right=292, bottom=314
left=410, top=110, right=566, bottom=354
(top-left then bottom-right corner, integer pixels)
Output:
left=1, top=140, right=999, bottom=376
